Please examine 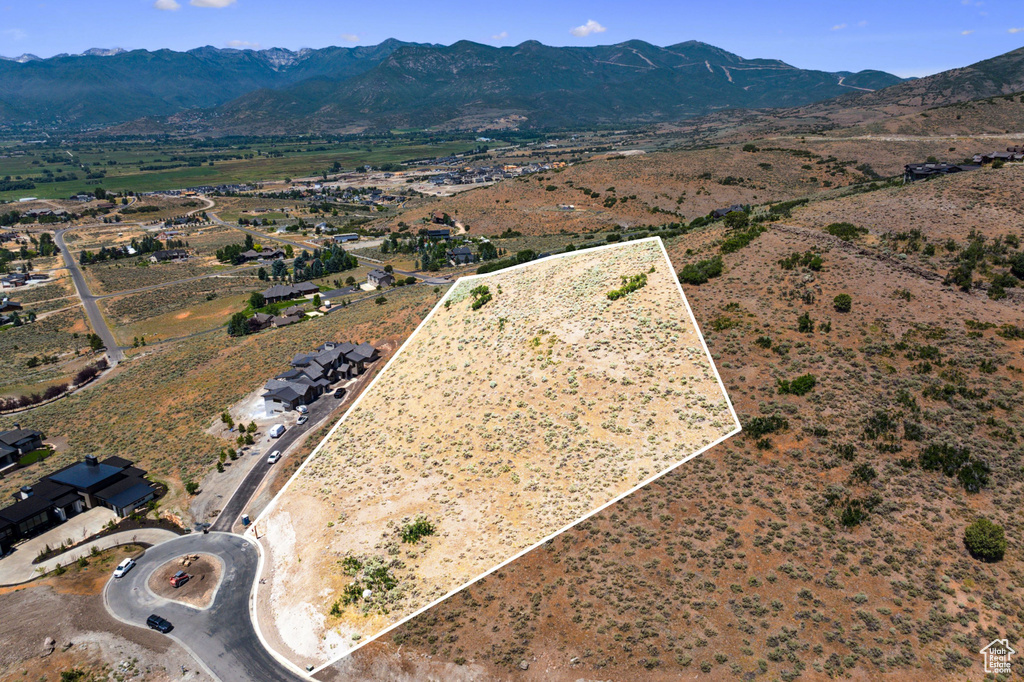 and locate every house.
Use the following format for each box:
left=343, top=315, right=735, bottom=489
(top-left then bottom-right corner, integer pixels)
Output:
left=367, top=269, right=395, bottom=288
left=0, top=298, right=22, bottom=314
left=241, top=248, right=286, bottom=262
left=262, top=281, right=319, bottom=304
left=149, top=248, right=189, bottom=263
left=903, top=163, right=980, bottom=182
left=431, top=210, right=449, bottom=225
left=250, top=312, right=274, bottom=332
left=262, top=378, right=316, bottom=414
left=333, top=233, right=359, bottom=243
left=712, top=204, right=746, bottom=219
left=425, top=228, right=451, bottom=240
left=0, top=427, right=45, bottom=468
left=271, top=314, right=301, bottom=328
left=0, top=455, right=157, bottom=552
left=447, top=246, right=477, bottom=266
